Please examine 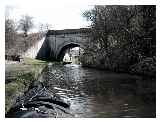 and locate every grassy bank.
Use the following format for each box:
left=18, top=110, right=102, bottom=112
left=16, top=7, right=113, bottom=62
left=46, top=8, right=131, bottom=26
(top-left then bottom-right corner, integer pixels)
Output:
left=5, top=58, right=48, bottom=113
